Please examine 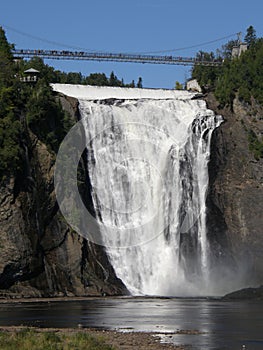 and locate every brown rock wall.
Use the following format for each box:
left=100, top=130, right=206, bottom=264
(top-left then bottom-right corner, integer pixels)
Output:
left=206, top=93, right=263, bottom=285
left=0, top=95, right=127, bottom=298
